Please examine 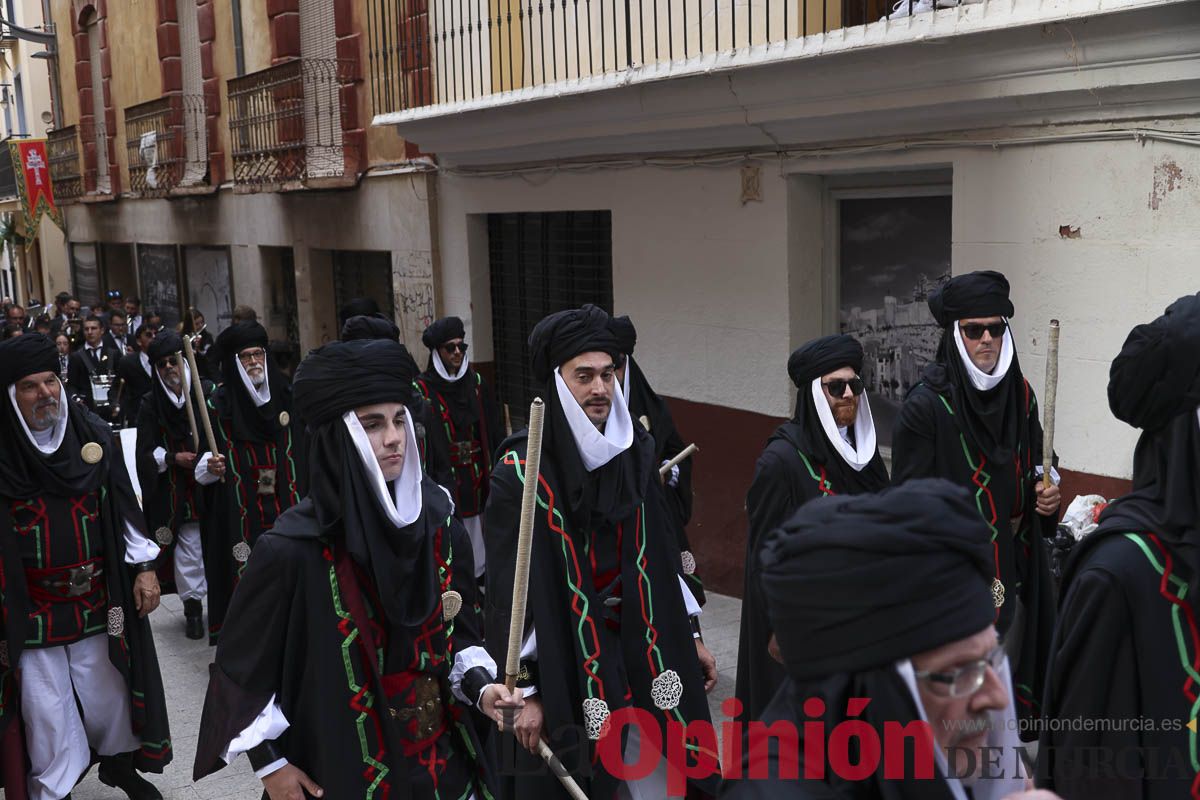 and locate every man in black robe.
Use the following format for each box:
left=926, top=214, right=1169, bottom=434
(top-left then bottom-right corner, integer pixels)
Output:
left=134, top=332, right=210, bottom=639
left=341, top=313, right=453, bottom=490
left=609, top=315, right=707, bottom=605
left=195, top=337, right=519, bottom=800
left=484, top=304, right=717, bottom=799
left=735, top=334, right=890, bottom=721
left=0, top=334, right=171, bottom=800
left=194, top=322, right=300, bottom=646
left=1038, top=293, right=1200, bottom=798
left=723, top=480, right=1043, bottom=800
left=418, top=316, right=502, bottom=582
left=67, top=315, right=121, bottom=423
left=892, top=270, right=1059, bottom=732
left=112, top=324, right=156, bottom=428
